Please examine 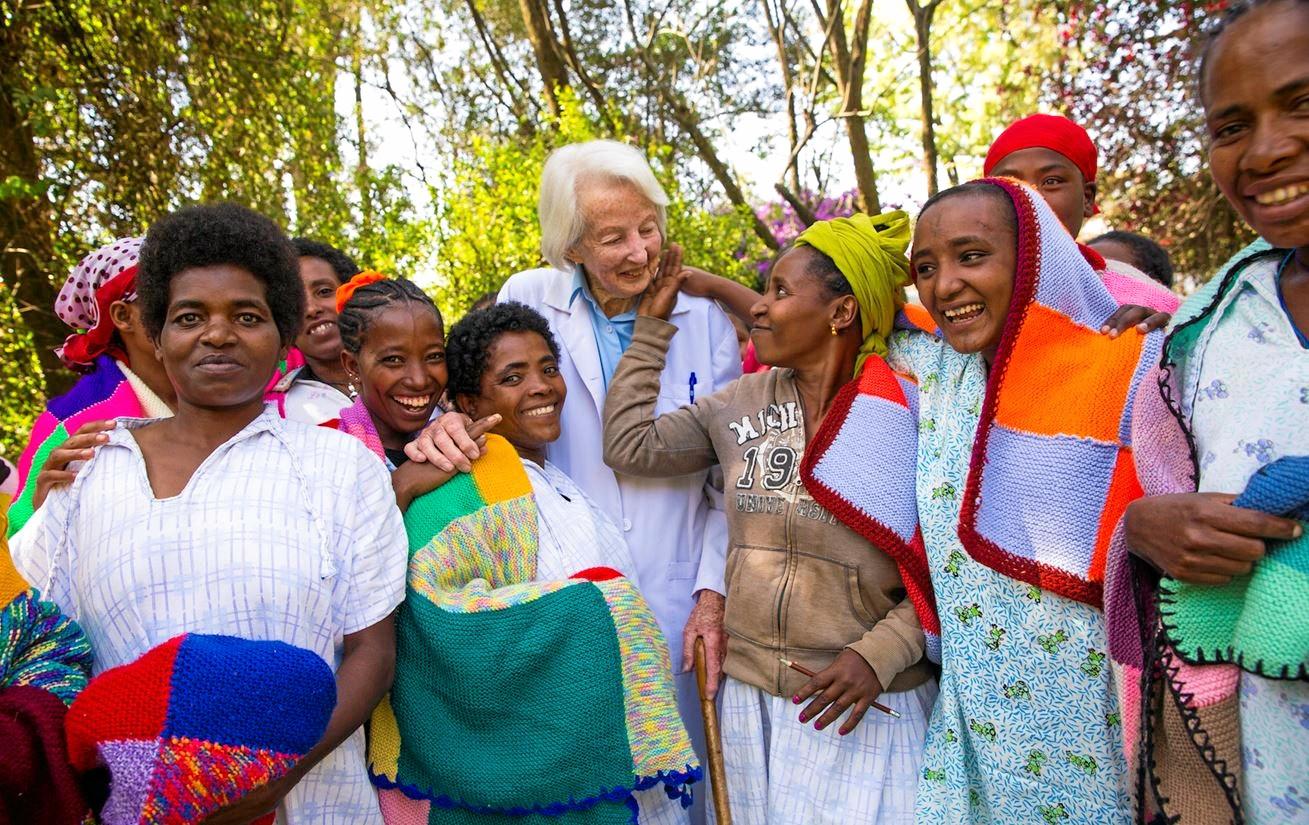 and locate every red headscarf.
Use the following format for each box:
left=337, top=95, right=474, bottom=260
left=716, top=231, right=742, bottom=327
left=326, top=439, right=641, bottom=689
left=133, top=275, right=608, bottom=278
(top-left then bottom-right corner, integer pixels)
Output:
left=983, top=113, right=1098, bottom=183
